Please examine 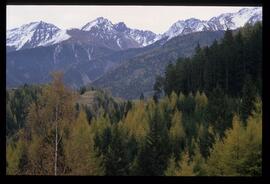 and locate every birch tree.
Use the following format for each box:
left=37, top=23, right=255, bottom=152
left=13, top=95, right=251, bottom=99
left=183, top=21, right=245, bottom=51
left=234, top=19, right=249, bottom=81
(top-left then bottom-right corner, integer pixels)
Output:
left=26, top=72, right=76, bottom=175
